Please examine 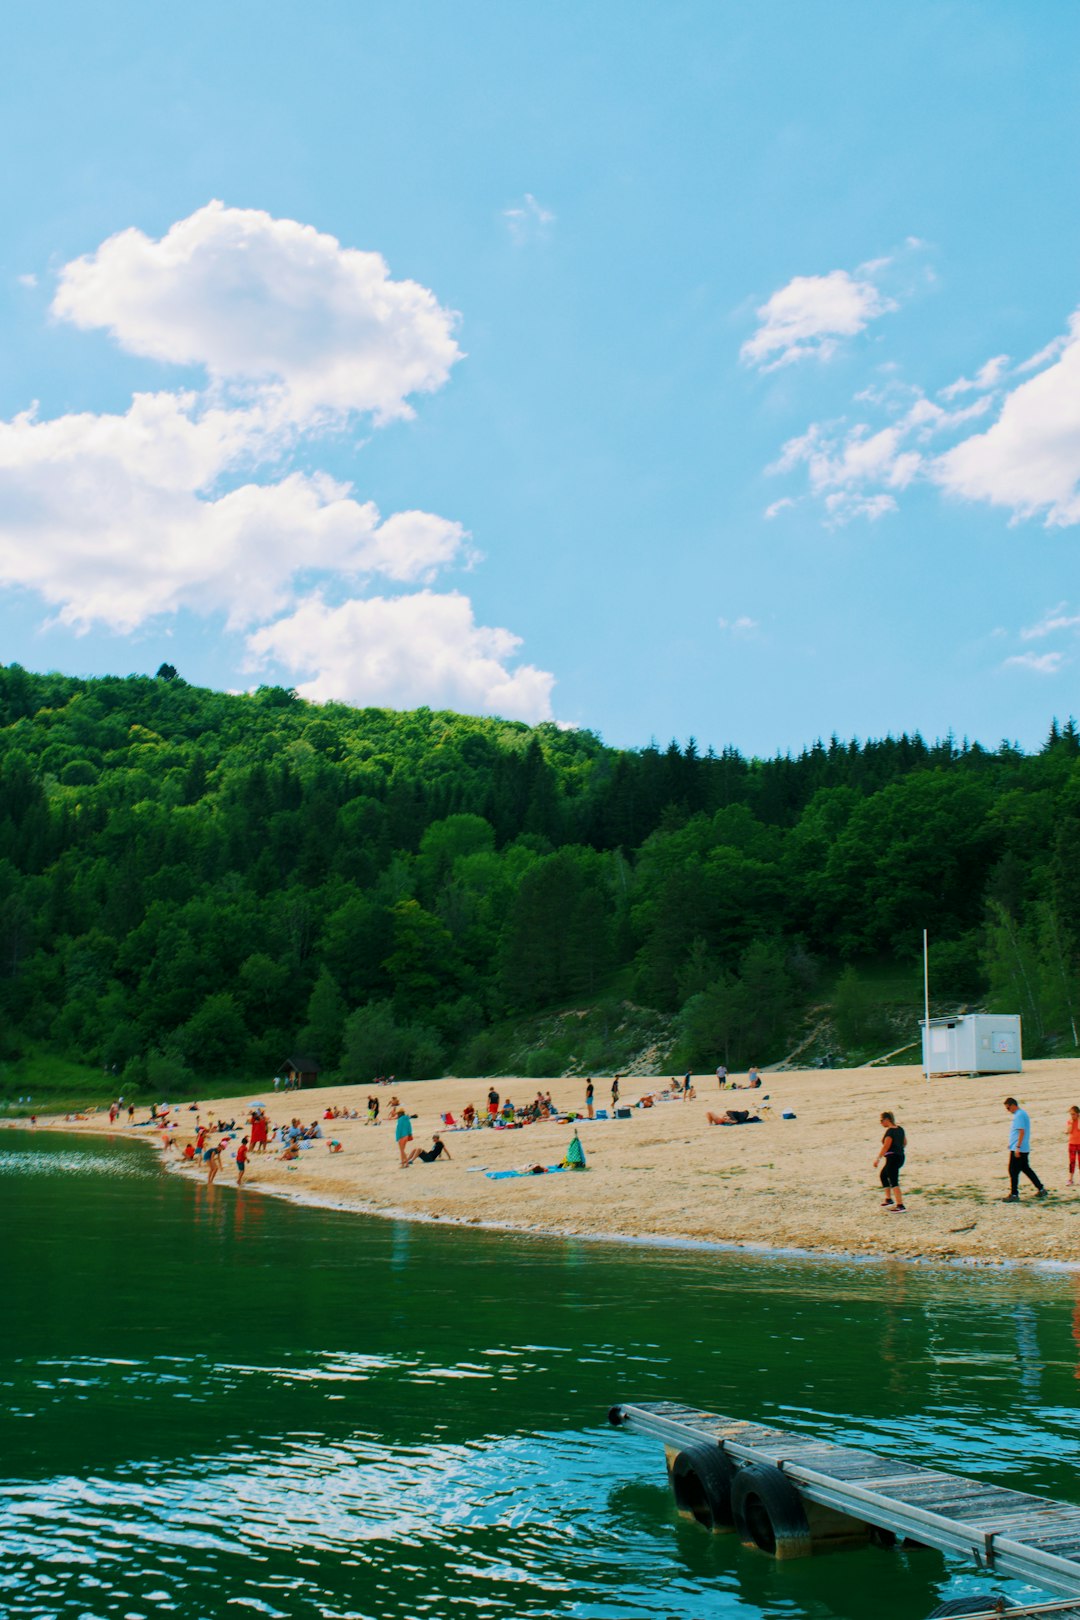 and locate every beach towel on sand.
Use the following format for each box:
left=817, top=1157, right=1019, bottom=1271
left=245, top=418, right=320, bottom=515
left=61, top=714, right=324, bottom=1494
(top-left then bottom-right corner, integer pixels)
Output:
left=484, top=1165, right=568, bottom=1180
